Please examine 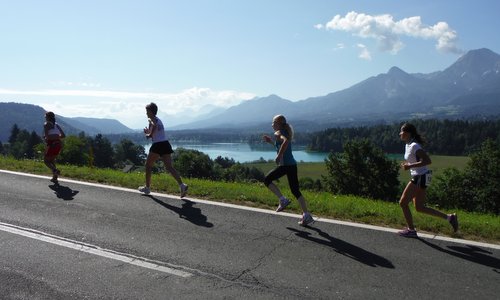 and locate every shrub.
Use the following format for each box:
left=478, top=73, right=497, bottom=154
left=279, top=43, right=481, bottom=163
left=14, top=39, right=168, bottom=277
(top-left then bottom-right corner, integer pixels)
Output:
left=428, top=139, right=500, bottom=214
left=322, top=139, right=400, bottom=201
